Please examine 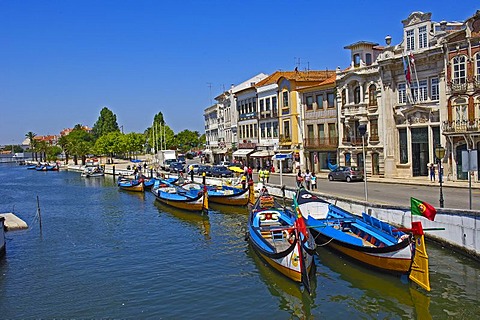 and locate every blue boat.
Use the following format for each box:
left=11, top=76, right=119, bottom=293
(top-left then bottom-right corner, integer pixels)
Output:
left=152, top=180, right=208, bottom=213
left=117, top=177, right=145, bottom=192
